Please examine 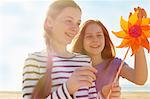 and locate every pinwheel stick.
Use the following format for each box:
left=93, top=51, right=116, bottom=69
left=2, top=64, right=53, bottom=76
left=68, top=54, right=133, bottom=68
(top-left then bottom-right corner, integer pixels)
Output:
left=106, top=47, right=130, bottom=99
